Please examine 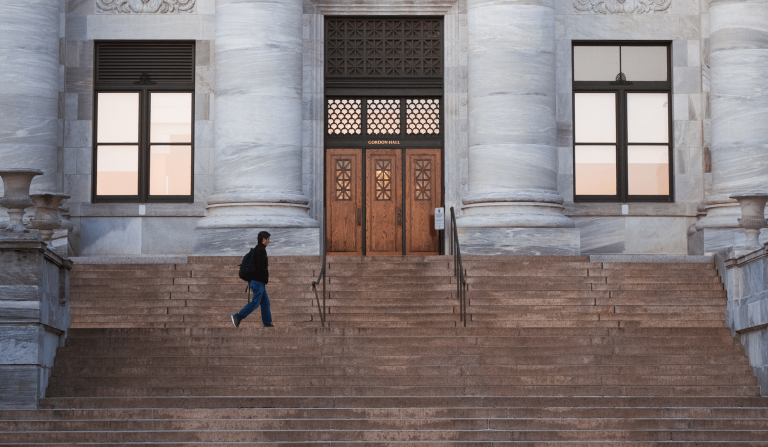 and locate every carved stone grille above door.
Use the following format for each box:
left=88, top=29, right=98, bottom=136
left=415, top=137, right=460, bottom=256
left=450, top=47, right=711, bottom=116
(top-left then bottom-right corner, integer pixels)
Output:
left=326, top=19, right=441, bottom=77
left=325, top=17, right=443, bottom=90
